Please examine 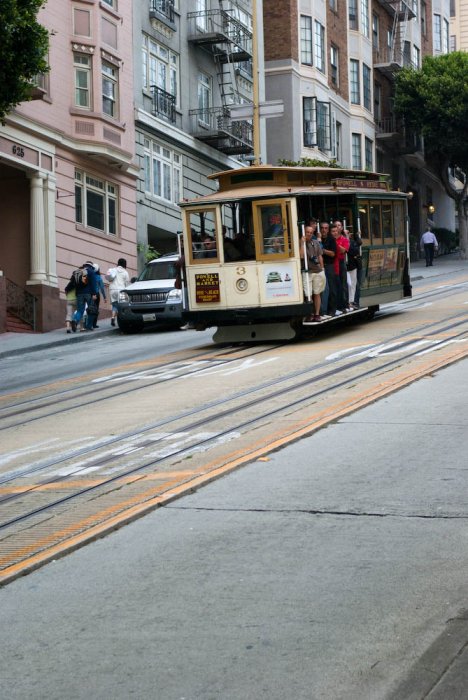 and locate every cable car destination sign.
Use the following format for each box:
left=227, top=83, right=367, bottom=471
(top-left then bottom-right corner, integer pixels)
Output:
left=331, top=178, right=389, bottom=190
left=195, top=273, right=220, bottom=303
